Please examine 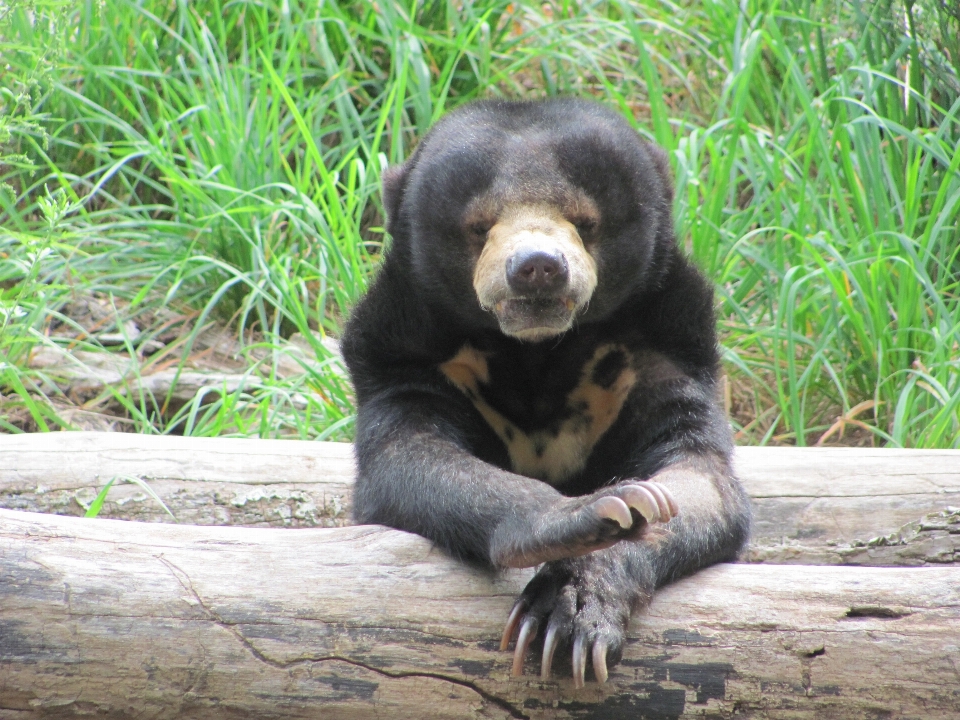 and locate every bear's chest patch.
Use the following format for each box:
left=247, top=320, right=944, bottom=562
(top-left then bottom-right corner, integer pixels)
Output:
left=439, top=343, right=637, bottom=484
